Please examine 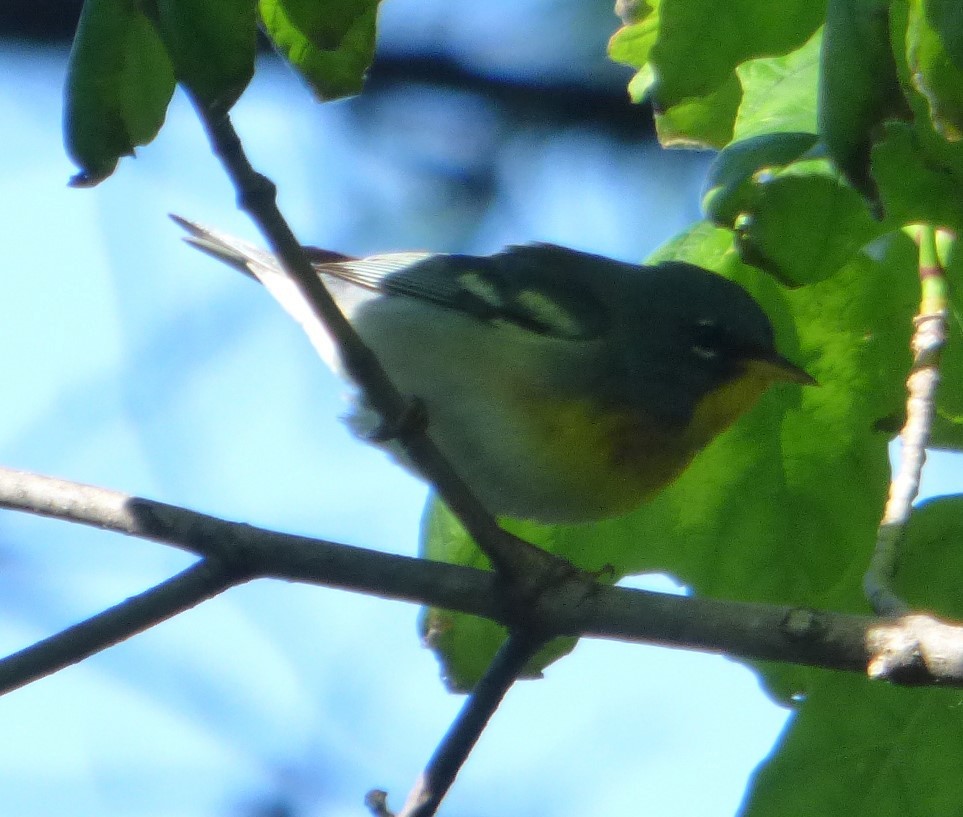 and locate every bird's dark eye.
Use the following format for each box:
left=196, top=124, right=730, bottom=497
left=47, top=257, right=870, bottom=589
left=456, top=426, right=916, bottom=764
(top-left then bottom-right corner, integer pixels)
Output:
left=690, top=318, right=726, bottom=361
